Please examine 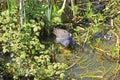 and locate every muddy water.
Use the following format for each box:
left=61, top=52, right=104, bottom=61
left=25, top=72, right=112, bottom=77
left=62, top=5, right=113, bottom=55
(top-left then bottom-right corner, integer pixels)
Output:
left=56, top=34, right=120, bottom=80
